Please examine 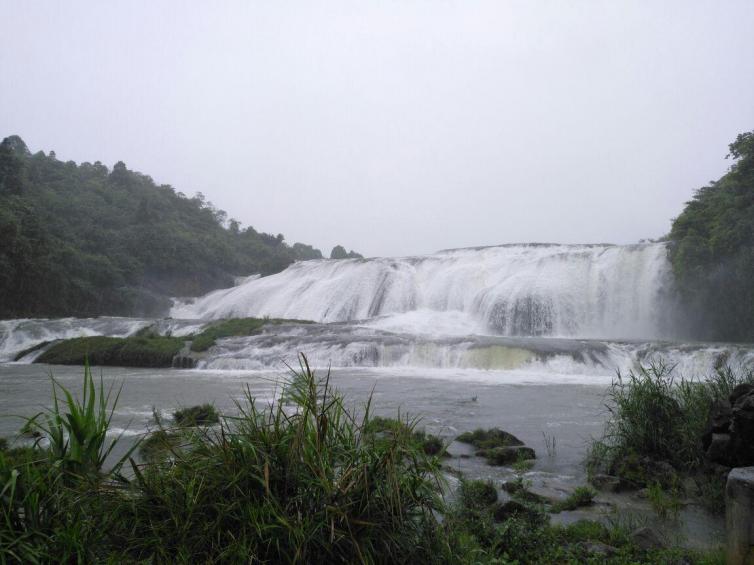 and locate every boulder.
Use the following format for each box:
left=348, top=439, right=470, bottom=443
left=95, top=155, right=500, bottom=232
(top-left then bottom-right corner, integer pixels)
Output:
left=590, top=473, right=622, bottom=493
left=630, top=527, right=666, bottom=550
left=709, top=399, right=733, bottom=433
left=731, top=391, right=754, bottom=466
left=478, top=445, right=536, bottom=465
left=706, top=433, right=733, bottom=464
left=726, top=467, right=754, bottom=565
left=576, top=541, right=617, bottom=557
left=730, top=383, right=754, bottom=405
